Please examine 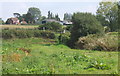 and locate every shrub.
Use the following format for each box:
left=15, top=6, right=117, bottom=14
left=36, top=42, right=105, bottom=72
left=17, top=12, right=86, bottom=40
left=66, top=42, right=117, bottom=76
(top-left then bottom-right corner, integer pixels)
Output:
left=58, top=33, right=70, bottom=44
left=65, top=25, right=73, bottom=31
left=40, top=31, right=56, bottom=39
left=2, top=30, right=14, bottom=39
left=75, top=34, right=118, bottom=51
left=2, top=29, right=56, bottom=39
